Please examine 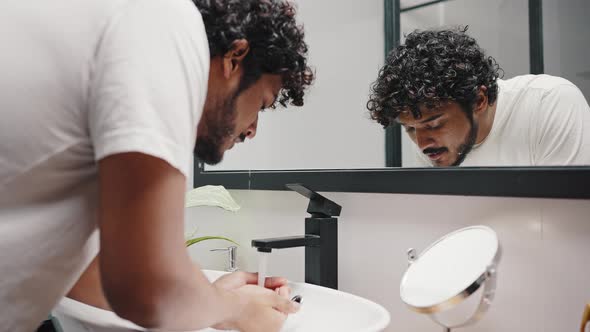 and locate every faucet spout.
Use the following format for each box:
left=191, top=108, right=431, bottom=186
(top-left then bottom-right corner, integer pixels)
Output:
left=252, top=235, right=320, bottom=253
left=249, top=184, right=340, bottom=289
